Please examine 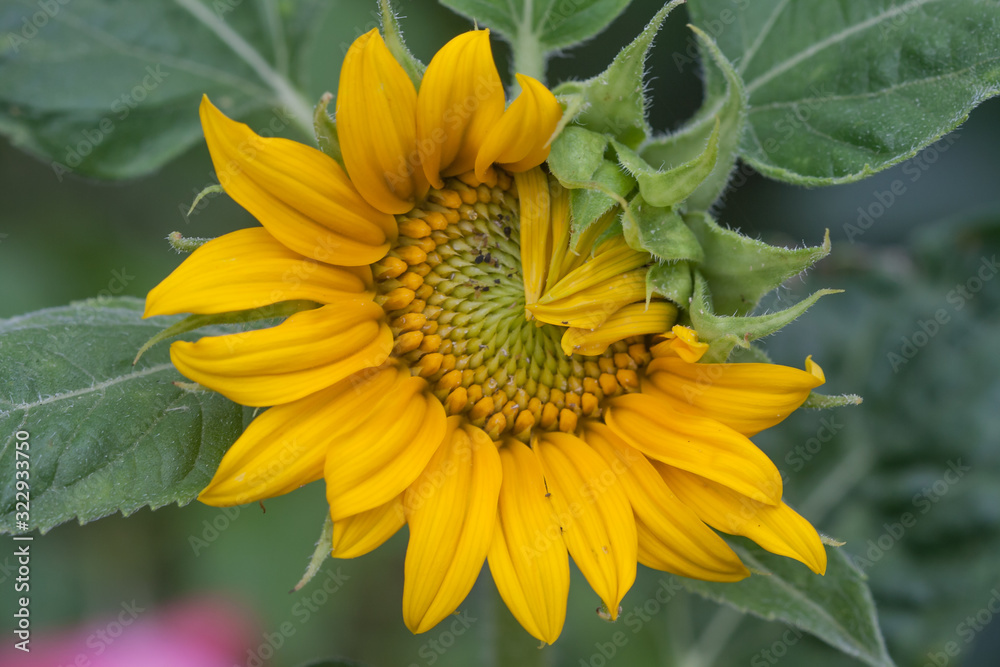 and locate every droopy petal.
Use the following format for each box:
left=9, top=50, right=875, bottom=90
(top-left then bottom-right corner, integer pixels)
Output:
left=200, top=96, right=393, bottom=265
left=643, top=356, right=824, bottom=437
left=403, top=421, right=502, bottom=633
left=144, top=228, right=372, bottom=317
left=582, top=423, right=749, bottom=582
left=488, top=439, right=569, bottom=644
left=540, top=236, right=651, bottom=305
left=527, top=269, right=647, bottom=329
left=475, top=74, right=562, bottom=180
left=170, top=300, right=392, bottom=407
left=331, top=494, right=406, bottom=559
left=198, top=364, right=400, bottom=505
left=325, top=377, right=447, bottom=521
left=543, top=181, right=571, bottom=293
left=339, top=29, right=426, bottom=214
left=658, top=465, right=827, bottom=574
left=515, top=167, right=551, bottom=308
left=562, top=302, right=677, bottom=357
left=417, top=30, right=505, bottom=188
left=534, top=432, right=637, bottom=619
left=605, top=392, right=783, bottom=504
left=649, top=325, right=709, bottom=363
